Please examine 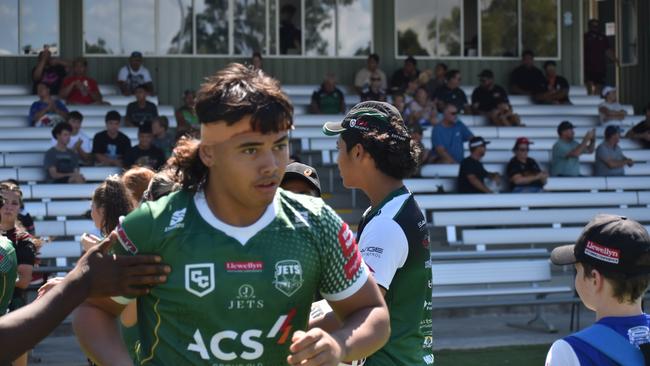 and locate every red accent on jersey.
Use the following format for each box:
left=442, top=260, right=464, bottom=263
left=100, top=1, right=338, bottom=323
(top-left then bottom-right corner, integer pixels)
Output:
left=277, top=308, right=297, bottom=345
left=338, top=223, right=357, bottom=258
left=344, top=250, right=363, bottom=280
left=116, top=224, right=138, bottom=254
left=225, top=261, right=264, bottom=272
